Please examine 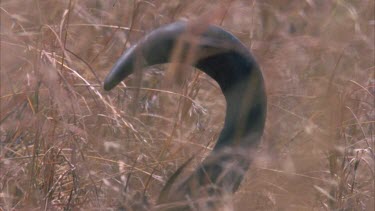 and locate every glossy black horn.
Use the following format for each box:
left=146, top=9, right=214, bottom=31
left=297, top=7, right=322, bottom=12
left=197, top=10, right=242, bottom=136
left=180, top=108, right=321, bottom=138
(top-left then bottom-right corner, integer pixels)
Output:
left=104, top=22, right=266, bottom=209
